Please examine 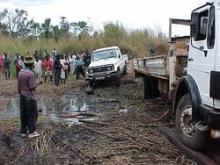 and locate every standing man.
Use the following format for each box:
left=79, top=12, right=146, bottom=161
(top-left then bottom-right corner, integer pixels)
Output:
left=69, top=52, right=76, bottom=74
left=0, top=53, right=4, bottom=73
left=34, top=56, right=43, bottom=80
left=17, top=54, right=42, bottom=138
left=60, top=54, right=66, bottom=83
left=83, top=50, right=91, bottom=71
left=3, top=52, right=10, bottom=80
left=75, top=55, right=85, bottom=80
left=14, top=53, right=22, bottom=78
left=43, top=55, right=53, bottom=83
left=53, top=54, right=62, bottom=86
